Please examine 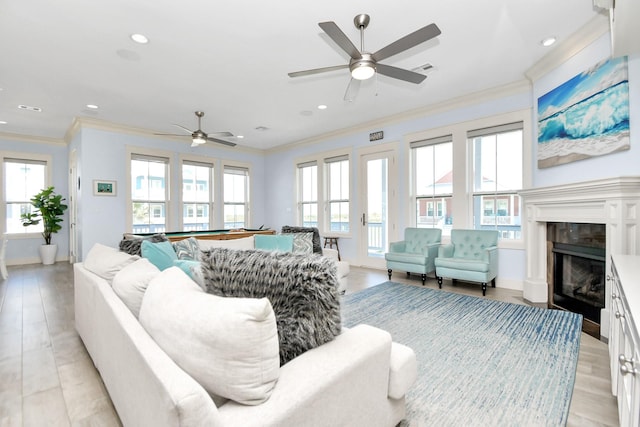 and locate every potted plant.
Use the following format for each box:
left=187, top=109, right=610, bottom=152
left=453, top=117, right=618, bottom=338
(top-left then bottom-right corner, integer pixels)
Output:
left=20, top=186, right=68, bottom=265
